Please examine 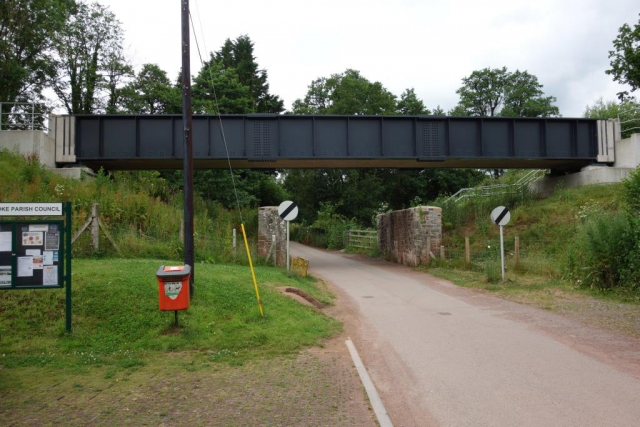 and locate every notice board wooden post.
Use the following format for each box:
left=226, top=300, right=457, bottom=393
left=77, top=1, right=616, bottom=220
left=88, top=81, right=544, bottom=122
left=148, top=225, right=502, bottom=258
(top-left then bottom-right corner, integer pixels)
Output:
left=65, top=202, right=72, bottom=333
